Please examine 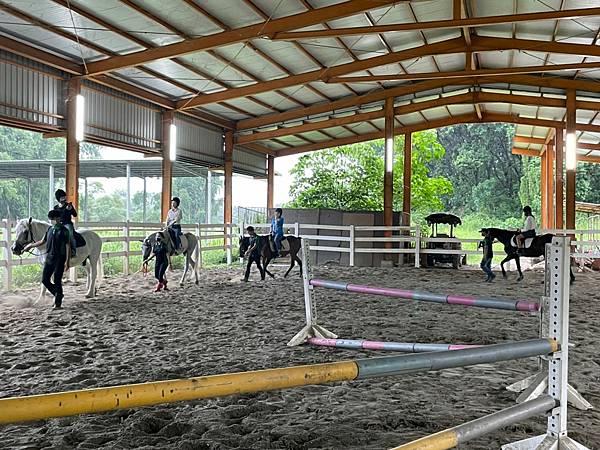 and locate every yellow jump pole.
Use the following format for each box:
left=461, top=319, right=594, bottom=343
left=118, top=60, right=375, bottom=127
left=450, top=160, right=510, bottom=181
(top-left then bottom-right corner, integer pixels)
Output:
left=0, top=361, right=358, bottom=424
